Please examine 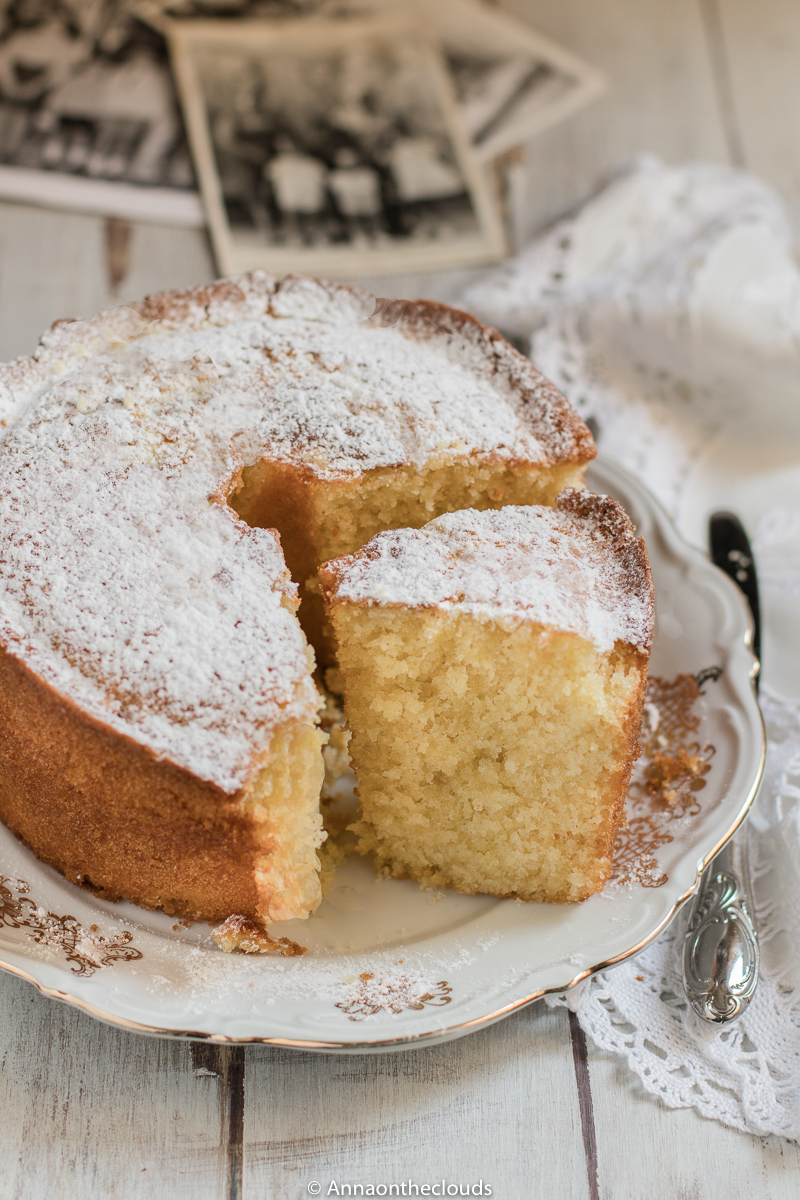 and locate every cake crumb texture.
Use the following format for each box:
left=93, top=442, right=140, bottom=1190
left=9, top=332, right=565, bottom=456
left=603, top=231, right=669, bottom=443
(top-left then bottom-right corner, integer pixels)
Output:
left=333, top=609, right=648, bottom=902
left=323, top=497, right=653, bottom=903
left=210, top=913, right=306, bottom=956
